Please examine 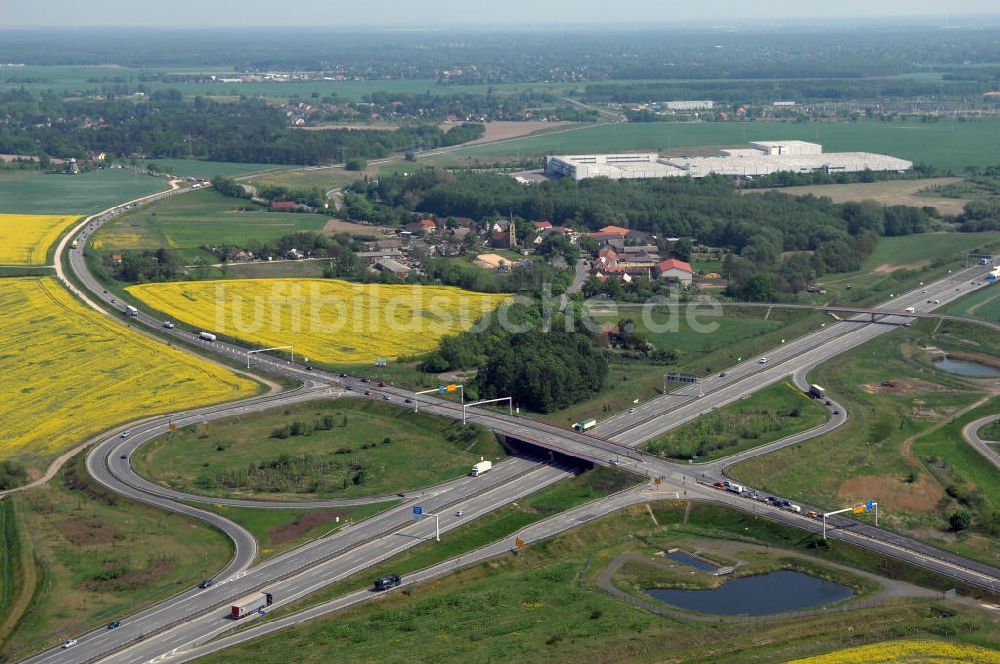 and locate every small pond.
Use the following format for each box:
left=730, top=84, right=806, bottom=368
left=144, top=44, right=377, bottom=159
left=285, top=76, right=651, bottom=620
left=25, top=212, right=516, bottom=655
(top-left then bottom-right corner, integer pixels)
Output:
left=645, top=569, right=853, bottom=616
left=933, top=358, right=1000, bottom=378
left=664, top=550, right=720, bottom=573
